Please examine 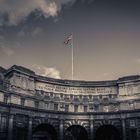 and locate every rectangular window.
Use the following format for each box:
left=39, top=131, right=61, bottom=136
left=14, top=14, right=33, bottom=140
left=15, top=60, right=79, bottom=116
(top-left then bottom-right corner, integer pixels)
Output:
left=60, top=94, right=63, bottom=98
left=21, top=98, right=25, bottom=106
left=65, top=105, right=69, bottom=112
left=84, top=106, right=87, bottom=112
left=54, top=103, right=58, bottom=111
left=74, top=105, right=78, bottom=112
left=94, top=105, right=99, bottom=111
left=4, top=95, right=8, bottom=104
left=45, top=103, right=48, bottom=110
left=70, top=94, right=73, bottom=99
left=34, top=101, right=39, bottom=108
